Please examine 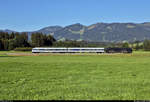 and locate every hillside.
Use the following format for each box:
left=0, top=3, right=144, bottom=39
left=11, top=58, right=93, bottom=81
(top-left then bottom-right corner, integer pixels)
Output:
left=1, top=22, right=150, bottom=42
left=52, top=22, right=150, bottom=42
